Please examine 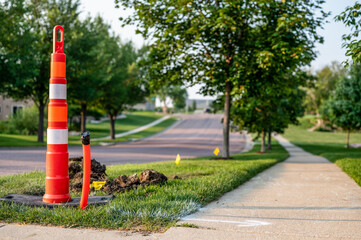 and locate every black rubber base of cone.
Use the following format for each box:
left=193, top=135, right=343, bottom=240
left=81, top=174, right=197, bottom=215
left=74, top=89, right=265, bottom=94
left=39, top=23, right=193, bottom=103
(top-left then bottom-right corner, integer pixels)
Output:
left=0, top=194, right=114, bottom=208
